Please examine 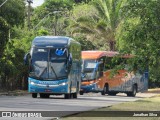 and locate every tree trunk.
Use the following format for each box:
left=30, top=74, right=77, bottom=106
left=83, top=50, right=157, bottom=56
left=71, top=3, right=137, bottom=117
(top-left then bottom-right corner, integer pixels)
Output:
left=109, top=41, right=116, bottom=51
